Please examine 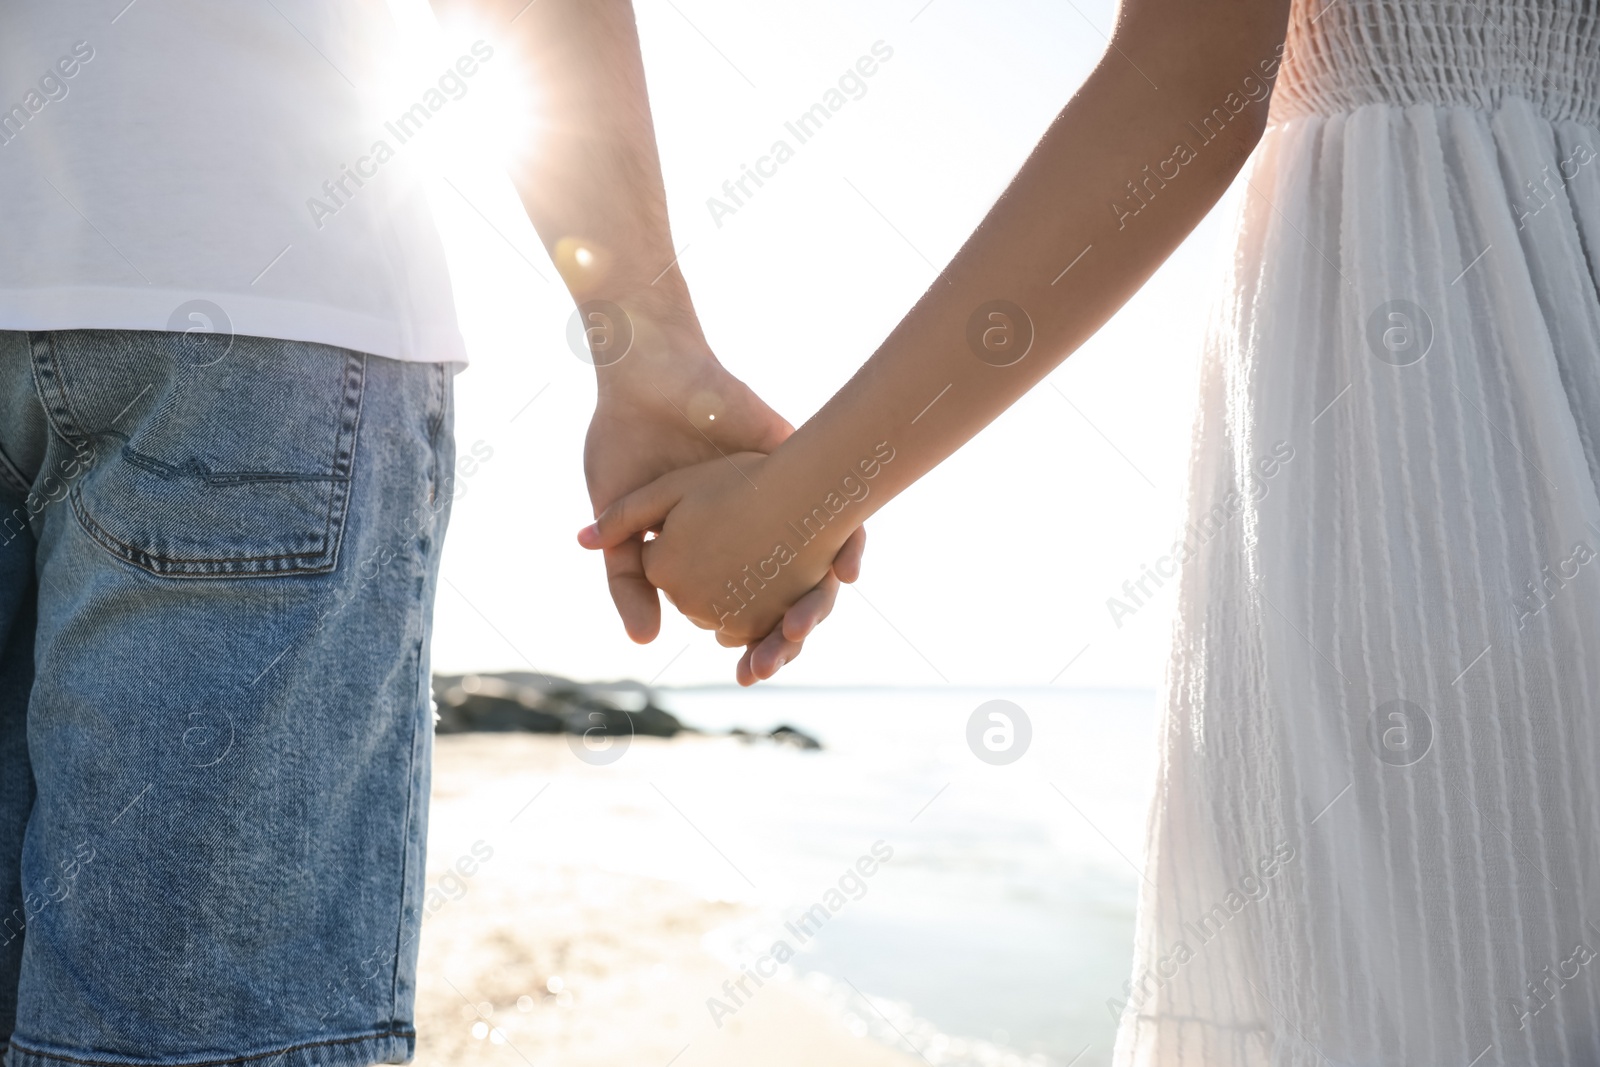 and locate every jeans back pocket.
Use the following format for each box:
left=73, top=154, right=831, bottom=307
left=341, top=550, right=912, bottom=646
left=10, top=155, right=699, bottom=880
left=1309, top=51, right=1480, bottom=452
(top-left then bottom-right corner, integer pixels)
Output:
left=32, top=330, right=366, bottom=578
